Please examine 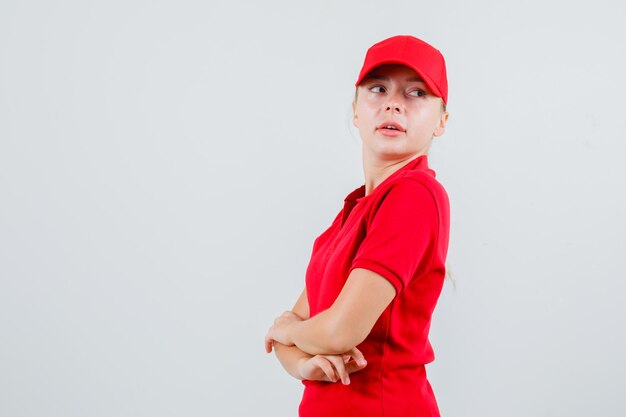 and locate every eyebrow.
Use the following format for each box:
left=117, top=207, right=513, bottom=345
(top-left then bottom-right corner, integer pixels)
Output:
left=364, top=74, right=424, bottom=82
